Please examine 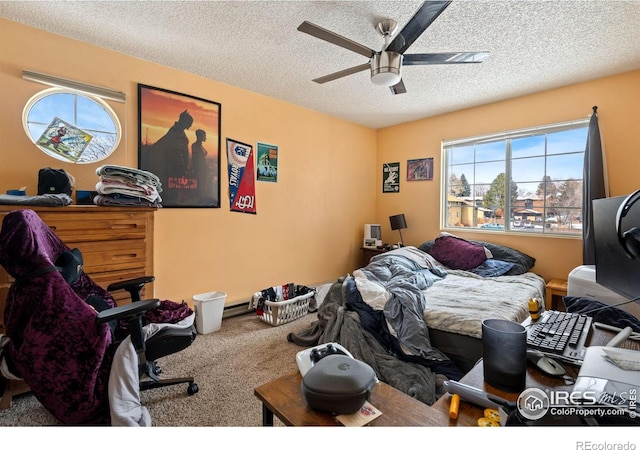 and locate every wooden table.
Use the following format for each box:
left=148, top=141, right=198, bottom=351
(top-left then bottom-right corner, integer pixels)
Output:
left=254, top=370, right=447, bottom=426
left=430, top=322, right=640, bottom=426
